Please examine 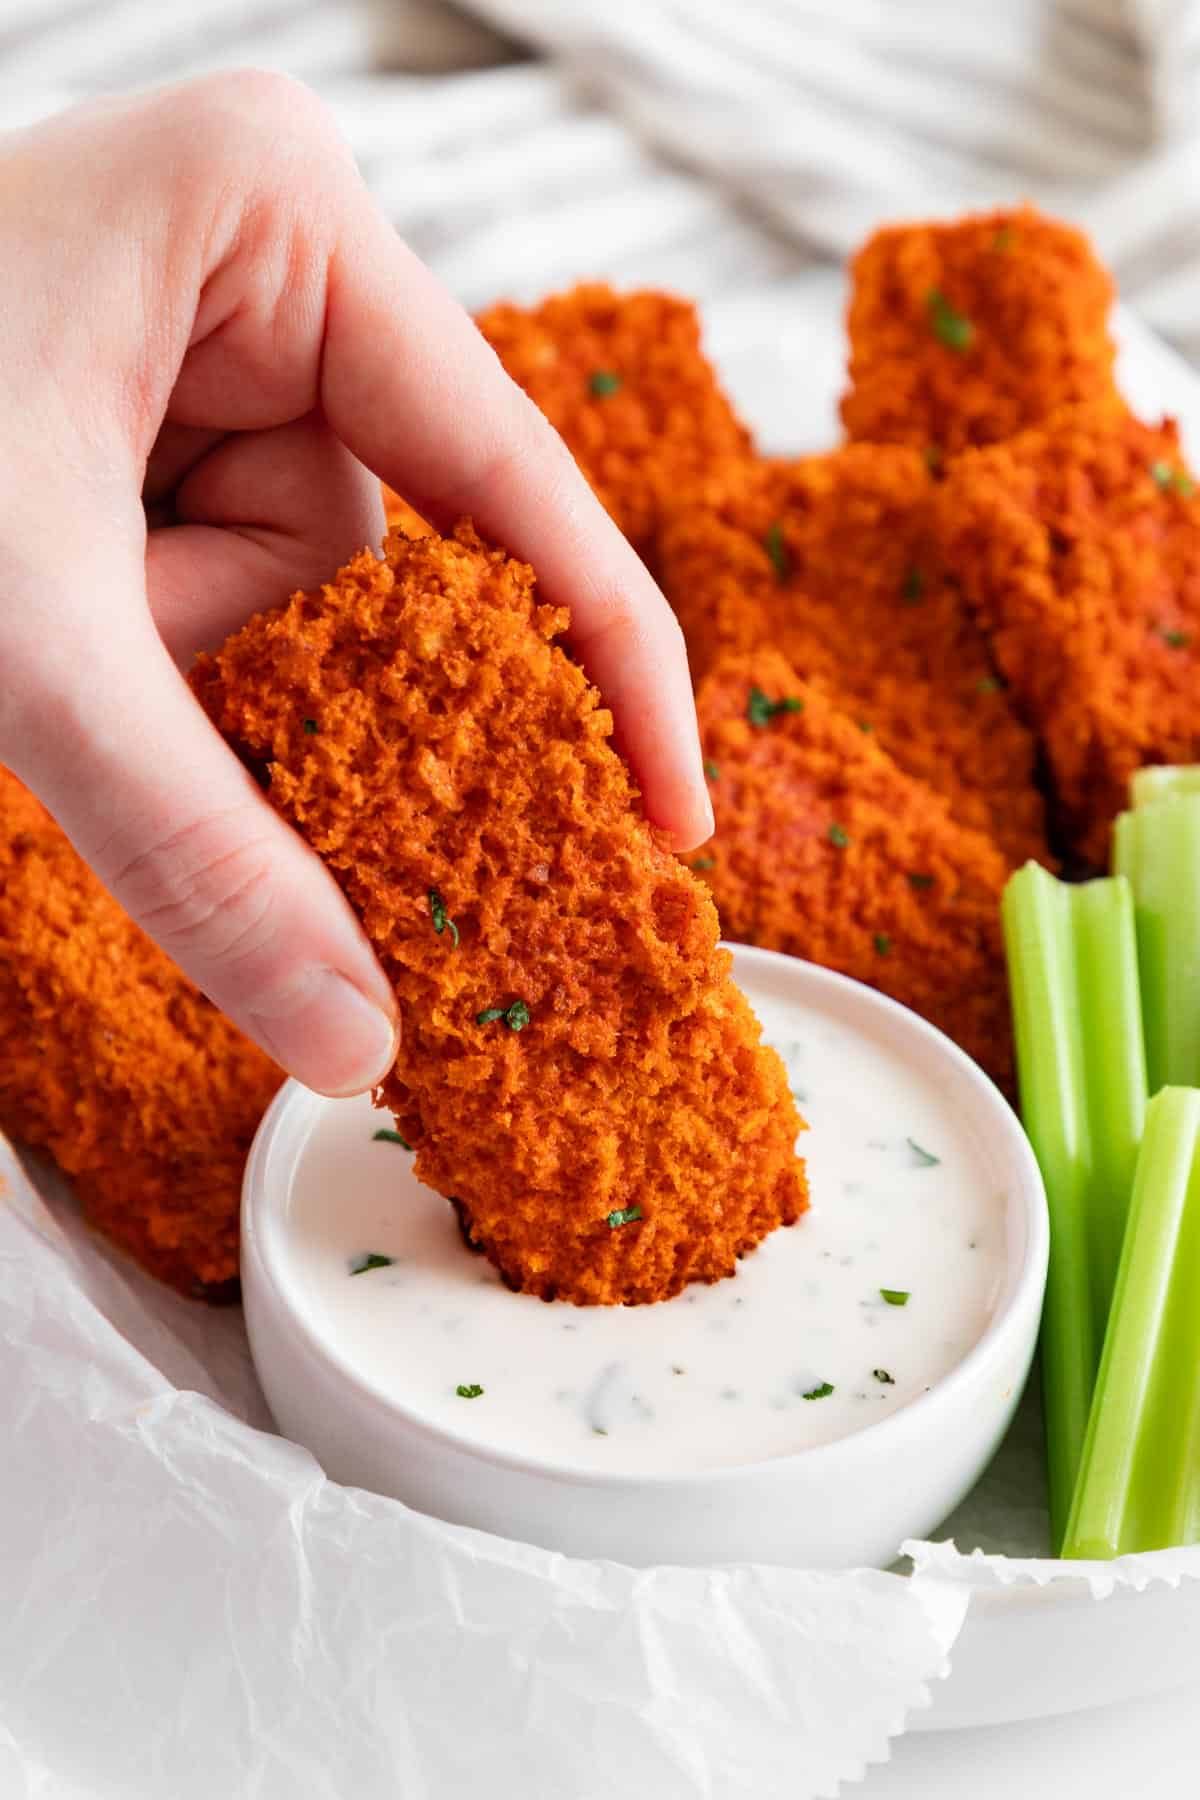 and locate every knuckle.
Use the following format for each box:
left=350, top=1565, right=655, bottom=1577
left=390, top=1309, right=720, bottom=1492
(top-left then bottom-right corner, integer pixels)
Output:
left=459, top=408, right=584, bottom=530
left=110, top=809, right=279, bottom=972
left=168, top=69, right=347, bottom=168
left=586, top=575, right=682, bottom=663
